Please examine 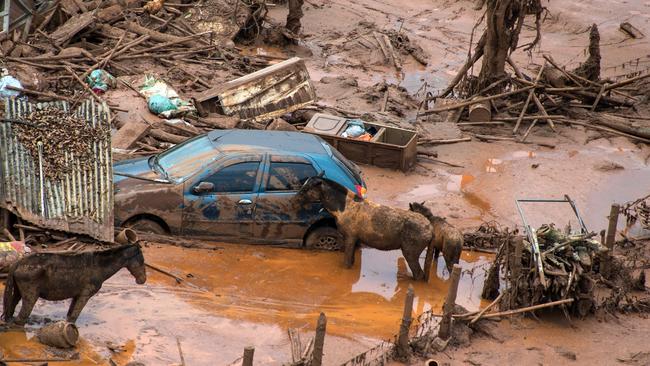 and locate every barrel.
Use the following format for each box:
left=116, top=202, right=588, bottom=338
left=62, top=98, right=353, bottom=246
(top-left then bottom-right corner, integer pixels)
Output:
left=37, top=321, right=79, bottom=348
